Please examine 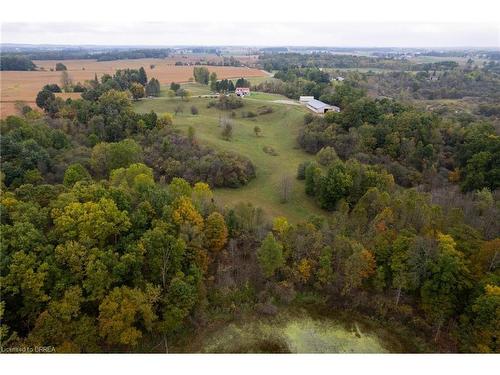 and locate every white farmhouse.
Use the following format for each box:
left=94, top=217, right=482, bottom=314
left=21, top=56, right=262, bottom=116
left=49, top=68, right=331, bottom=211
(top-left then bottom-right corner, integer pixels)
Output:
left=235, top=87, right=250, bottom=96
